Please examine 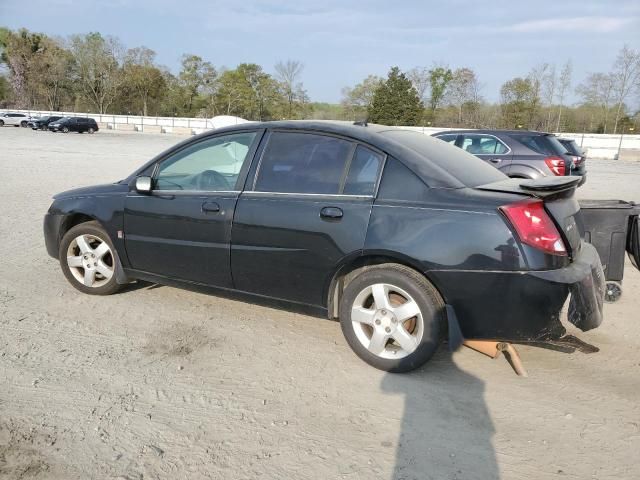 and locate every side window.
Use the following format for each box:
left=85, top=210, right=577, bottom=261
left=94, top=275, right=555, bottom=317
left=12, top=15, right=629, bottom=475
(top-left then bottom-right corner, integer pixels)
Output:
left=435, top=133, right=458, bottom=144
left=462, top=135, right=508, bottom=155
left=255, top=132, right=352, bottom=194
left=155, top=131, right=257, bottom=191
left=343, top=146, right=384, bottom=196
left=377, top=157, right=430, bottom=201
